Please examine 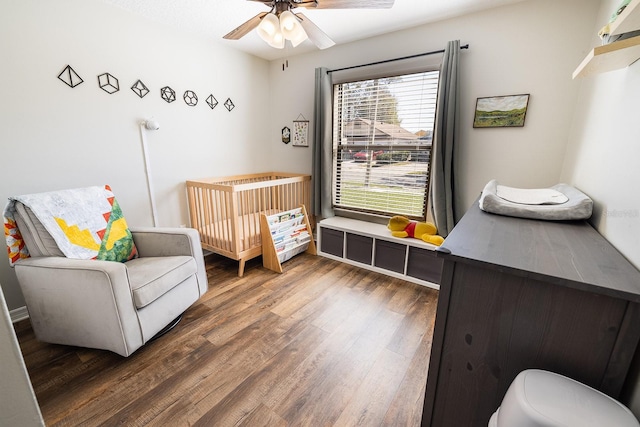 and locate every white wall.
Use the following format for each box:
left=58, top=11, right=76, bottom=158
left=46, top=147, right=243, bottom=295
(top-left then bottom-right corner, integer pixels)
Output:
left=0, top=0, right=270, bottom=310
left=266, top=0, right=600, bottom=221
left=562, top=0, right=640, bottom=271
left=560, top=0, right=640, bottom=413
